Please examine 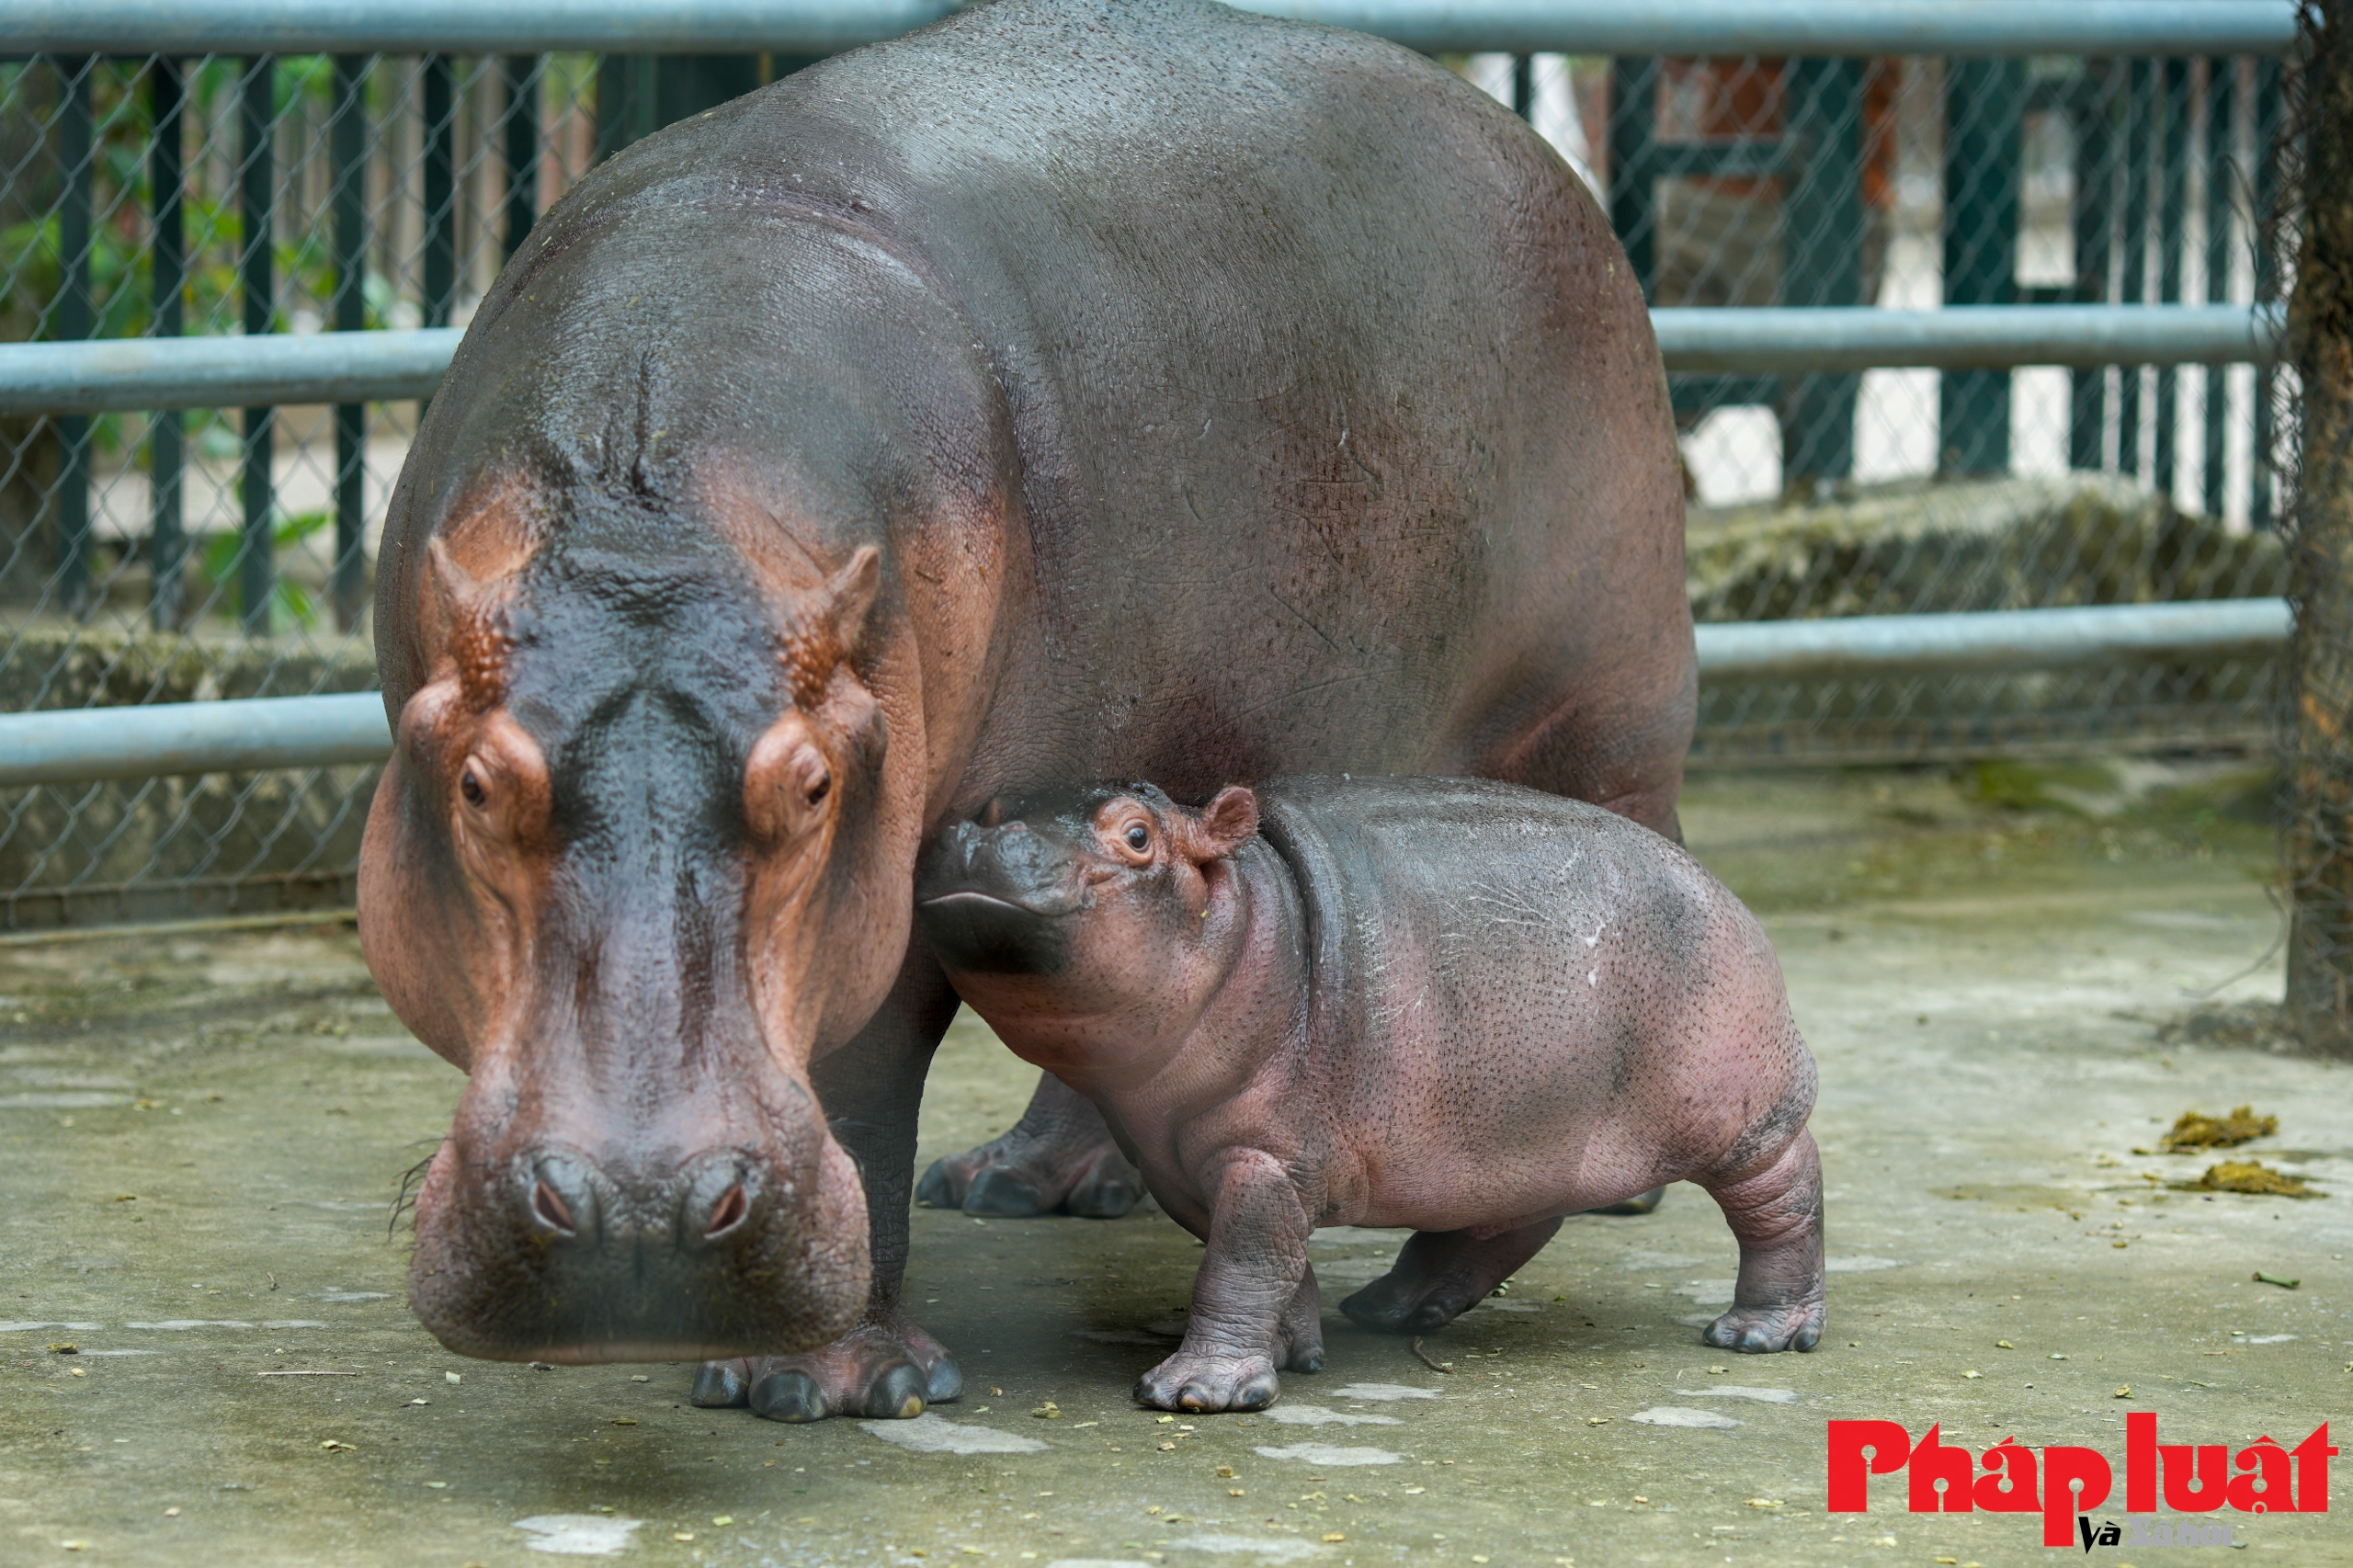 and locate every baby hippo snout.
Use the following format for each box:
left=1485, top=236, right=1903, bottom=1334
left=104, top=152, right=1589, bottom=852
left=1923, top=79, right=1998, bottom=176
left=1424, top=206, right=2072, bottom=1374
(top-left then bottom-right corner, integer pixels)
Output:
left=915, top=816, right=1096, bottom=975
